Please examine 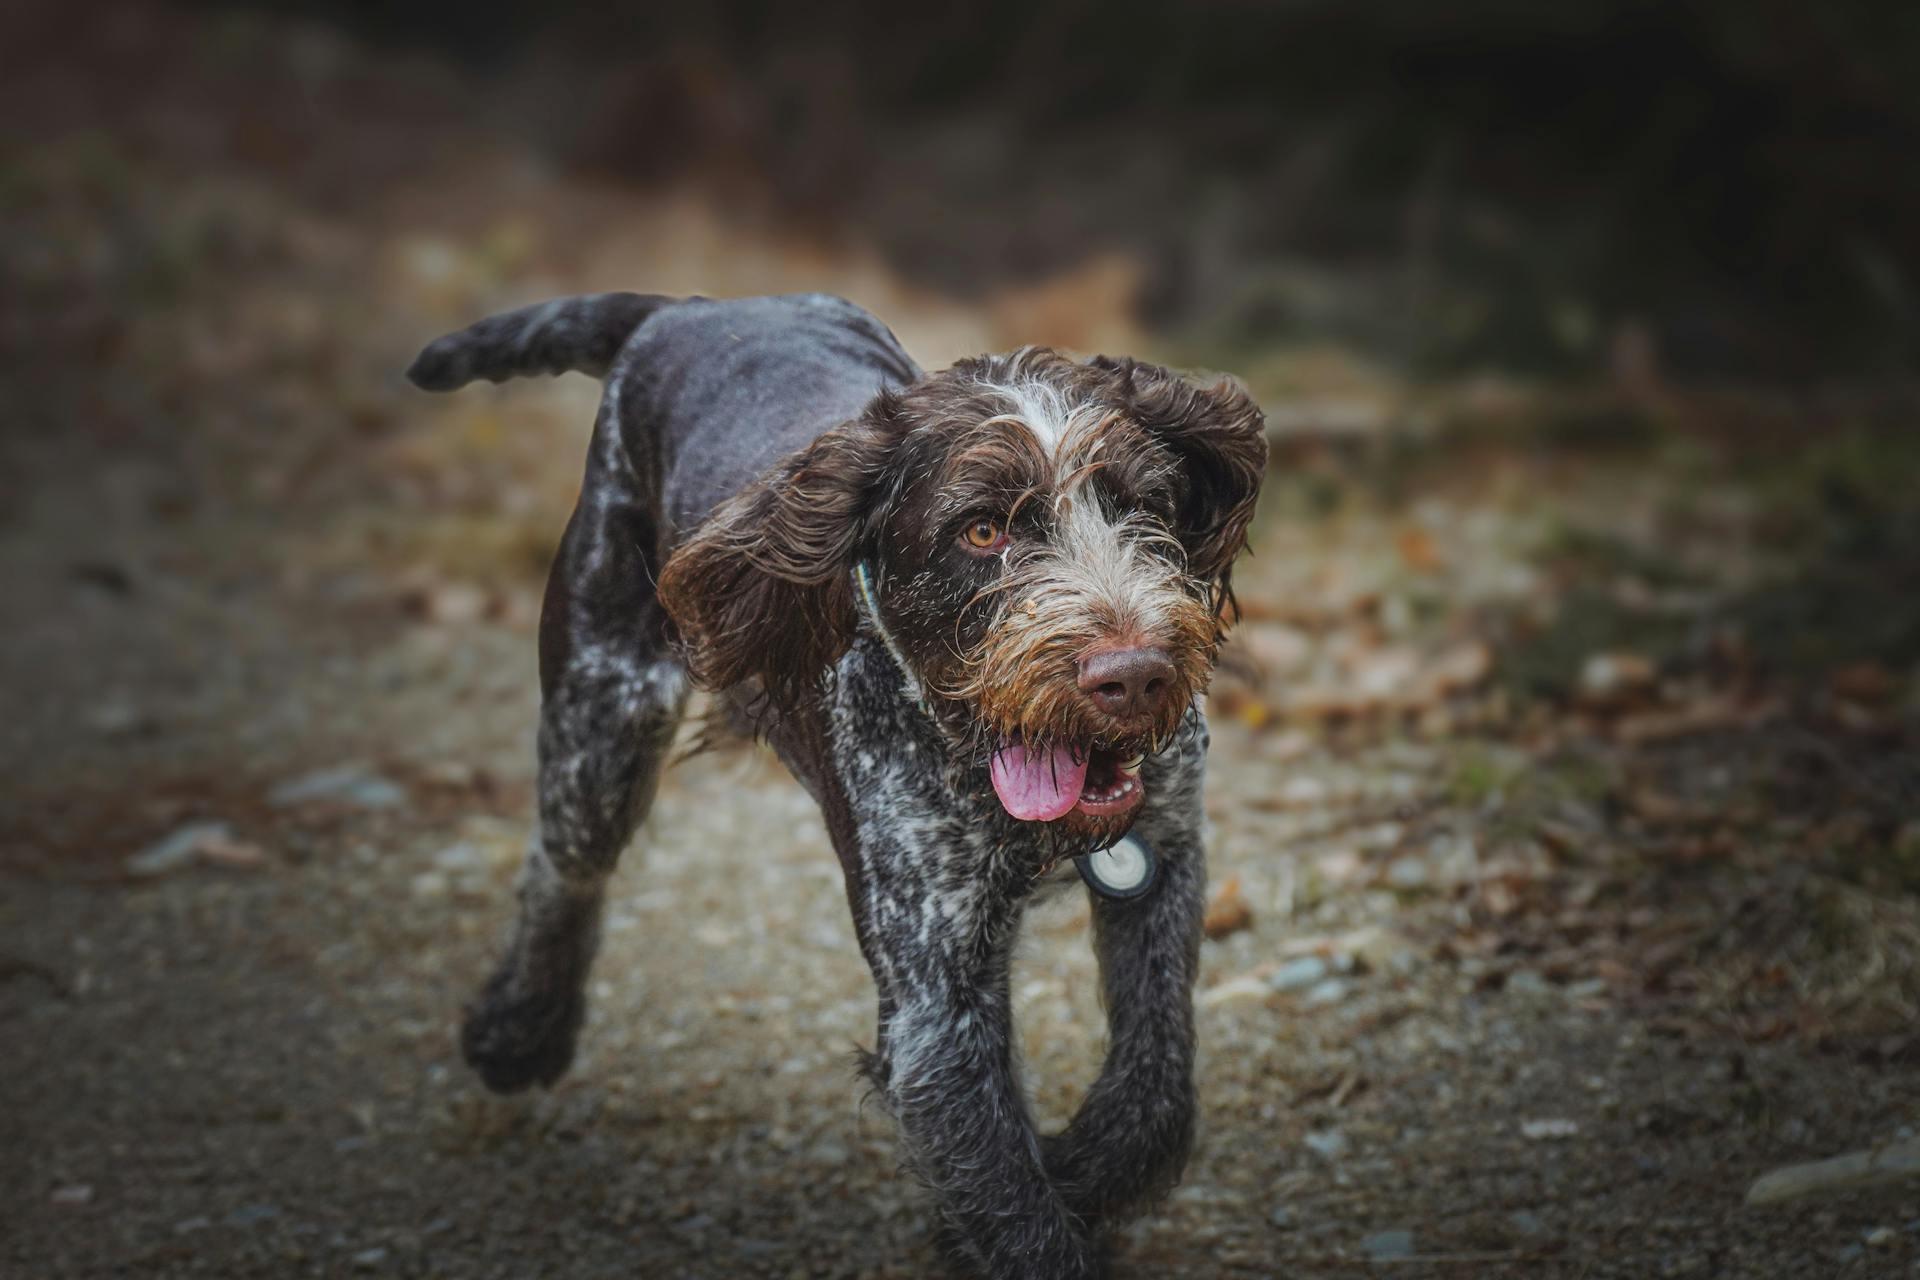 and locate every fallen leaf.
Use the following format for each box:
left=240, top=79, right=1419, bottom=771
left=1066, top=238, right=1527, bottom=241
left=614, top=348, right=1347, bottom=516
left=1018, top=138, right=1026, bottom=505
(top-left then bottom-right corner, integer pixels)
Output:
left=1830, top=661, right=1896, bottom=705
left=1203, top=876, right=1254, bottom=941
left=1396, top=527, right=1443, bottom=573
